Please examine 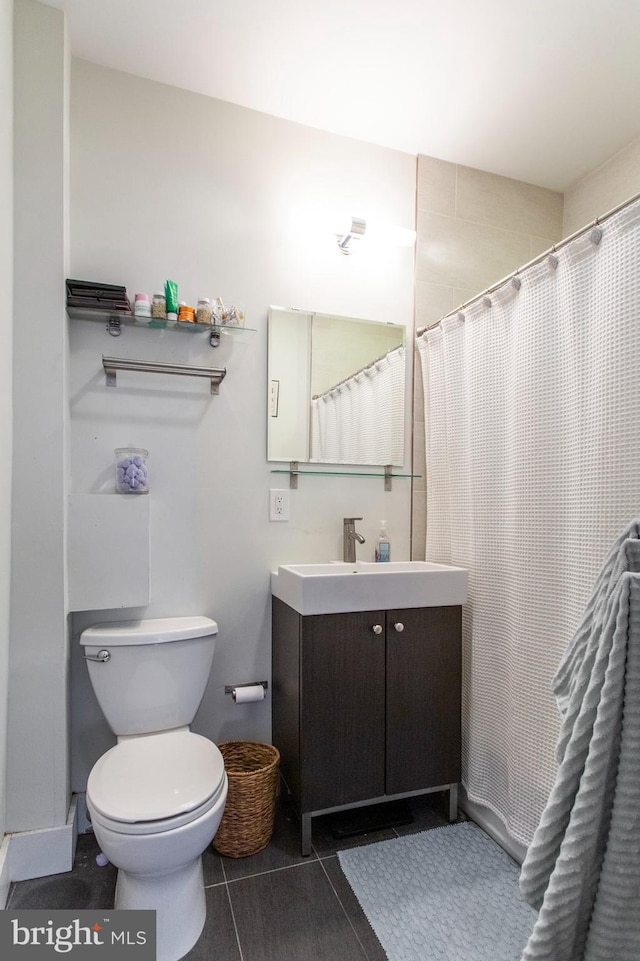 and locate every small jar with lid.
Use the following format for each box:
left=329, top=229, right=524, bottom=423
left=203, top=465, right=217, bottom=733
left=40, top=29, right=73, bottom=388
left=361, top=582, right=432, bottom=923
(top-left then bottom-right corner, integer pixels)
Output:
left=151, top=292, right=166, bottom=319
left=148, top=292, right=167, bottom=328
left=195, top=298, right=211, bottom=325
left=177, top=303, right=195, bottom=323
left=133, top=293, right=151, bottom=318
